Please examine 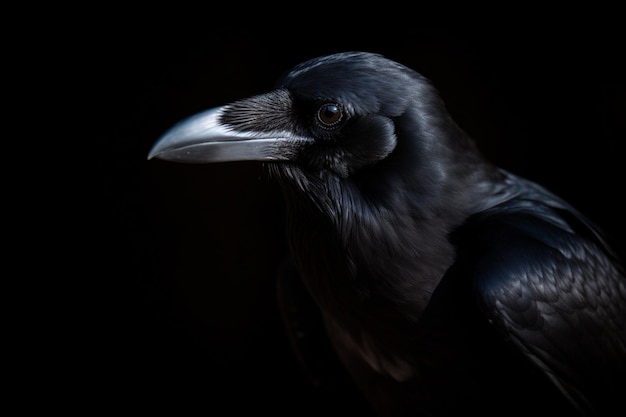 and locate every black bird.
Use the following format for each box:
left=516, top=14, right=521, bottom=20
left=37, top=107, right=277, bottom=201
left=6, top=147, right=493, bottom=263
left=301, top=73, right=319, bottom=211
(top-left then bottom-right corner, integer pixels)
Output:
left=149, top=52, right=625, bottom=416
